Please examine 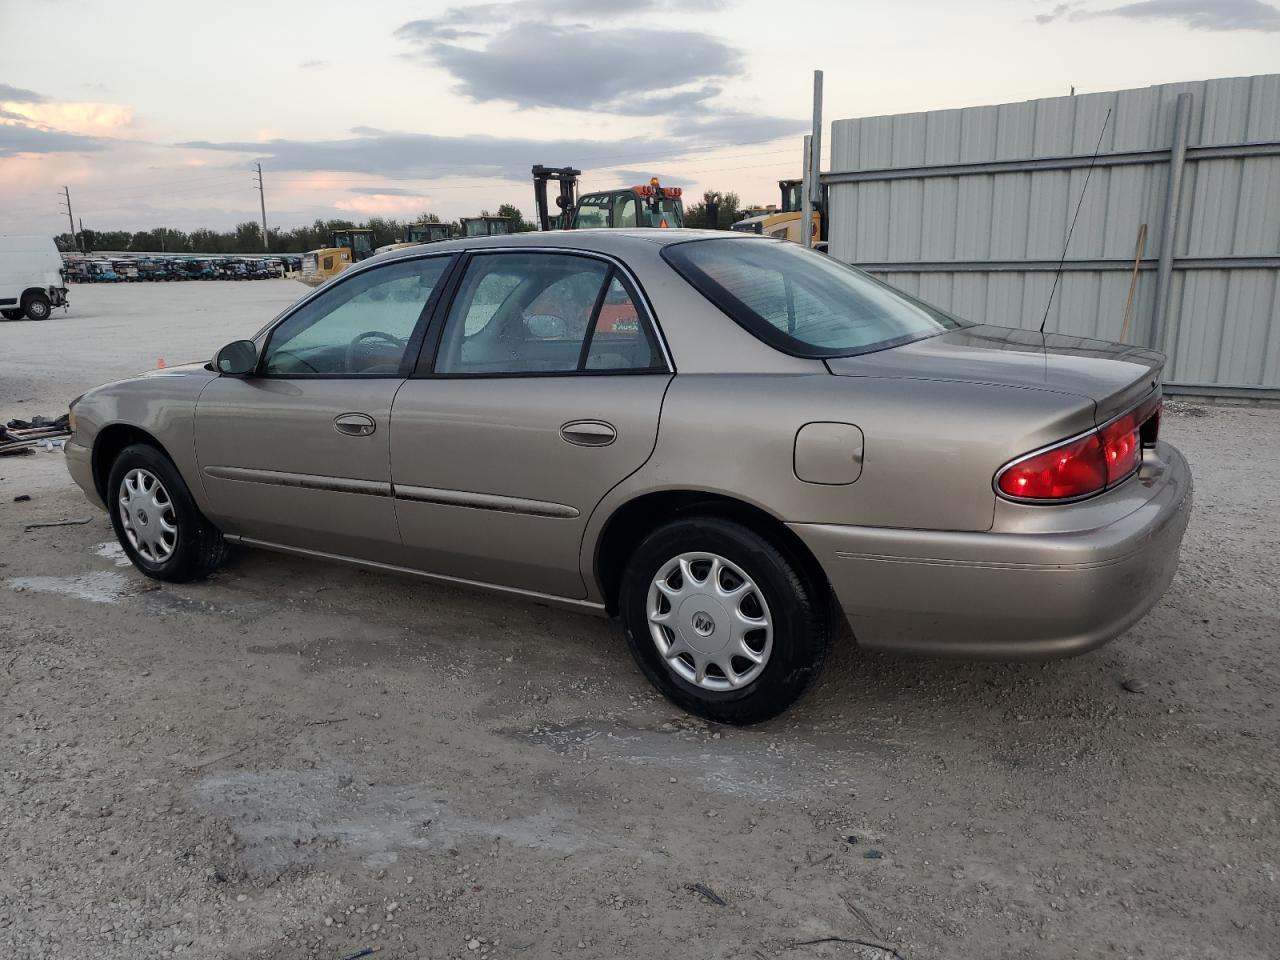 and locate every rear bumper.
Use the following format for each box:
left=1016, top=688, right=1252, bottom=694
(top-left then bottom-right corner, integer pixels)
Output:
left=65, top=439, right=104, bottom=510
left=790, top=443, right=1193, bottom=658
